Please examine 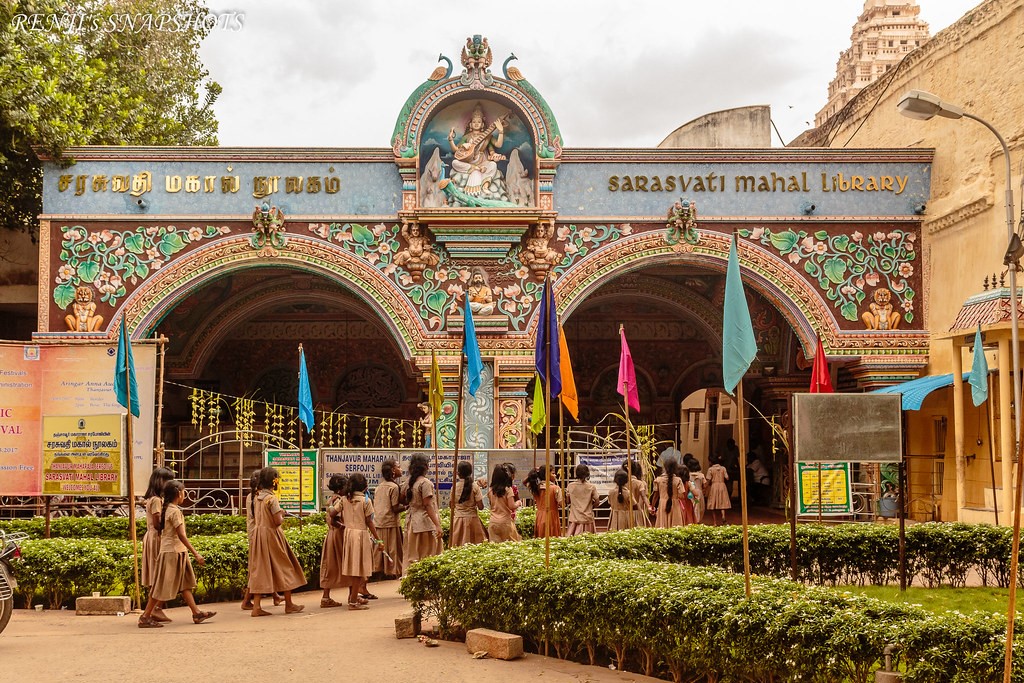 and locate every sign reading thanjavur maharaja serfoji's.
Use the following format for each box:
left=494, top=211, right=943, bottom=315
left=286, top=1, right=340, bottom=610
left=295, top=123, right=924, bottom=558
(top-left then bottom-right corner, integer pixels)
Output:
left=42, top=414, right=126, bottom=496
